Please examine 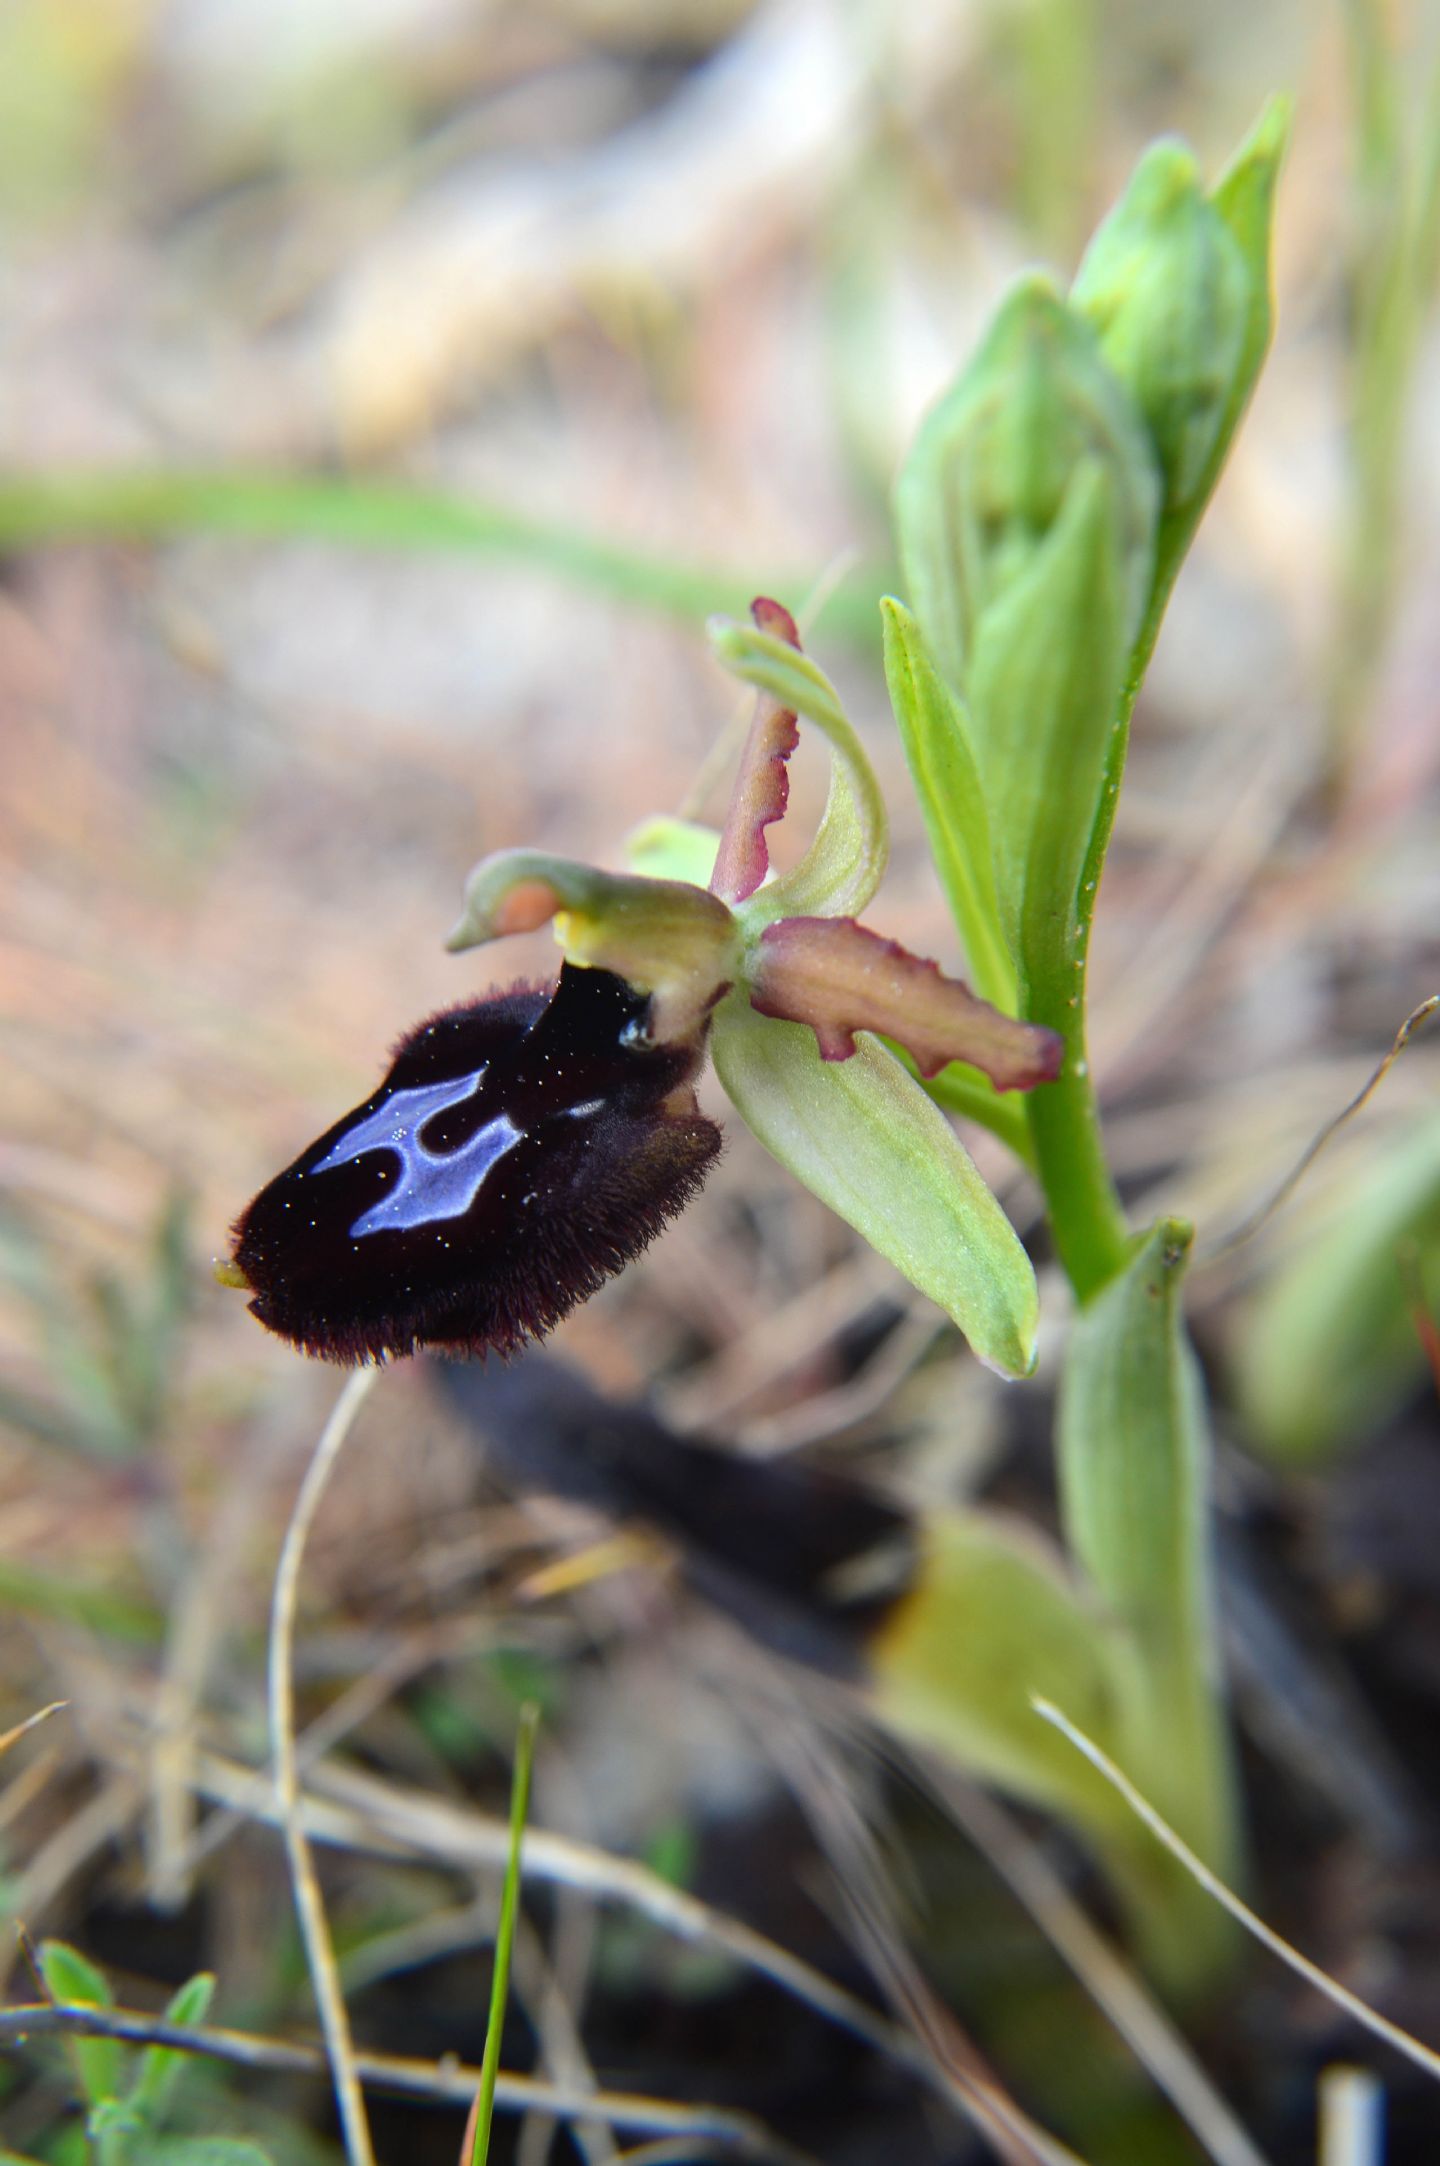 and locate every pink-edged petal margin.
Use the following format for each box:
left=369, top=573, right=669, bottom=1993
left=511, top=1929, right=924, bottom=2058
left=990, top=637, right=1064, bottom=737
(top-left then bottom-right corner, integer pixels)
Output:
left=708, top=597, right=801, bottom=905
left=748, top=916, right=1064, bottom=1092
